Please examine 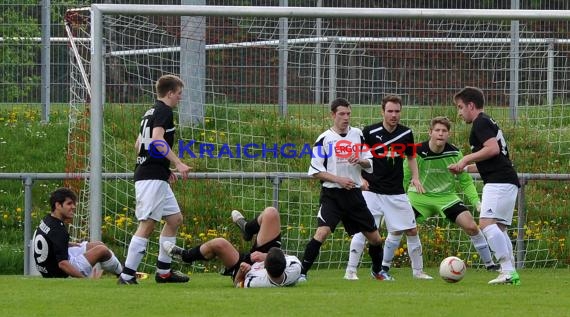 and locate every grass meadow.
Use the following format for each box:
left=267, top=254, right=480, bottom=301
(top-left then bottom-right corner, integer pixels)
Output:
left=1, top=268, right=569, bottom=317
left=0, top=103, right=569, bottom=275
